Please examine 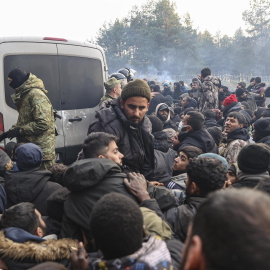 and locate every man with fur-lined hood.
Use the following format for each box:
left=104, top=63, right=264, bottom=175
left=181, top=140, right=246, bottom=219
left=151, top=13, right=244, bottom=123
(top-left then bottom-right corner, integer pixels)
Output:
left=155, top=103, right=178, bottom=130
left=0, top=202, right=77, bottom=270
left=198, top=67, right=220, bottom=113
